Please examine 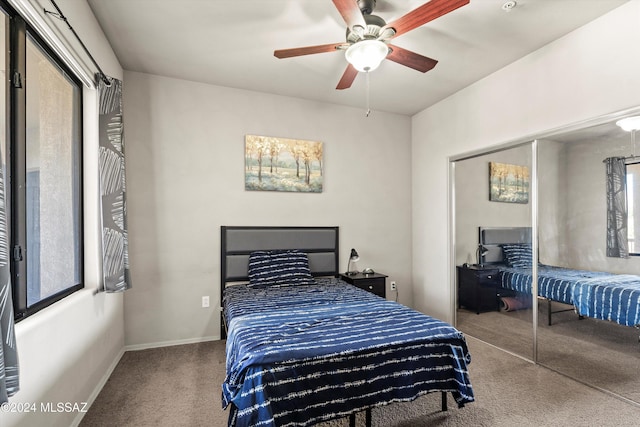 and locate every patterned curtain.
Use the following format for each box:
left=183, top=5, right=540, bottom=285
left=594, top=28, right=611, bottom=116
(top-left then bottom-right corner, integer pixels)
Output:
left=605, top=157, right=628, bottom=258
left=98, top=76, right=131, bottom=292
left=0, top=157, right=18, bottom=402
